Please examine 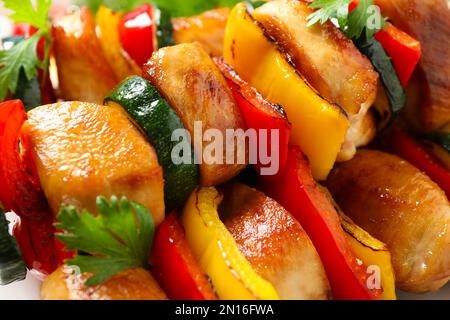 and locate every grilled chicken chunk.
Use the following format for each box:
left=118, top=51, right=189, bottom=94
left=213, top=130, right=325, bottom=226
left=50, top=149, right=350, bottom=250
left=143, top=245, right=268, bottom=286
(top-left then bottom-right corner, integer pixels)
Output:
left=144, top=43, right=247, bottom=186
left=52, top=7, right=118, bottom=104
left=21, top=102, right=165, bottom=225
left=41, top=266, right=167, bottom=300
left=173, top=8, right=230, bottom=57
left=327, top=150, right=450, bottom=293
left=253, top=0, right=378, bottom=160
left=375, top=0, right=450, bottom=133
left=220, top=183, right=330, bottom=300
